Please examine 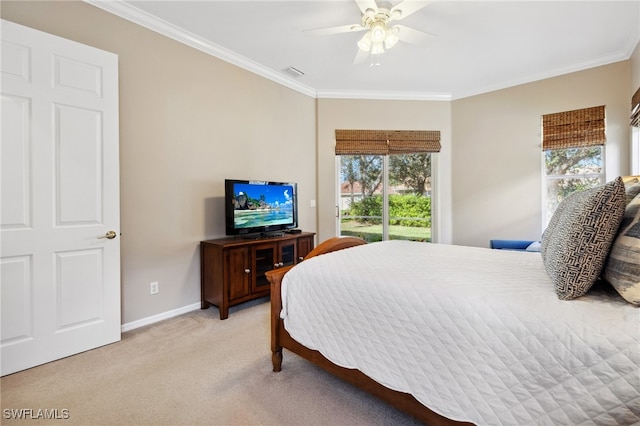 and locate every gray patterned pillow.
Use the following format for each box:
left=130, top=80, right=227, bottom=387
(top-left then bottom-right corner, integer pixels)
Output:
left=603, top=193, right=640, bottom=304
left=624, top=180, right=640, bottom=204
left=541, top=177, right=626, bottom=300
